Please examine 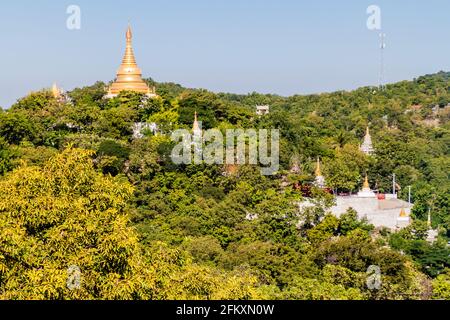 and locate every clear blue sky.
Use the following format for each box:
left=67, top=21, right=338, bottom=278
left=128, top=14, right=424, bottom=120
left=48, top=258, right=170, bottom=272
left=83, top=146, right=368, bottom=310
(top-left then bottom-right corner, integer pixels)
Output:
left=1, top=0, right=449, bottom=108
